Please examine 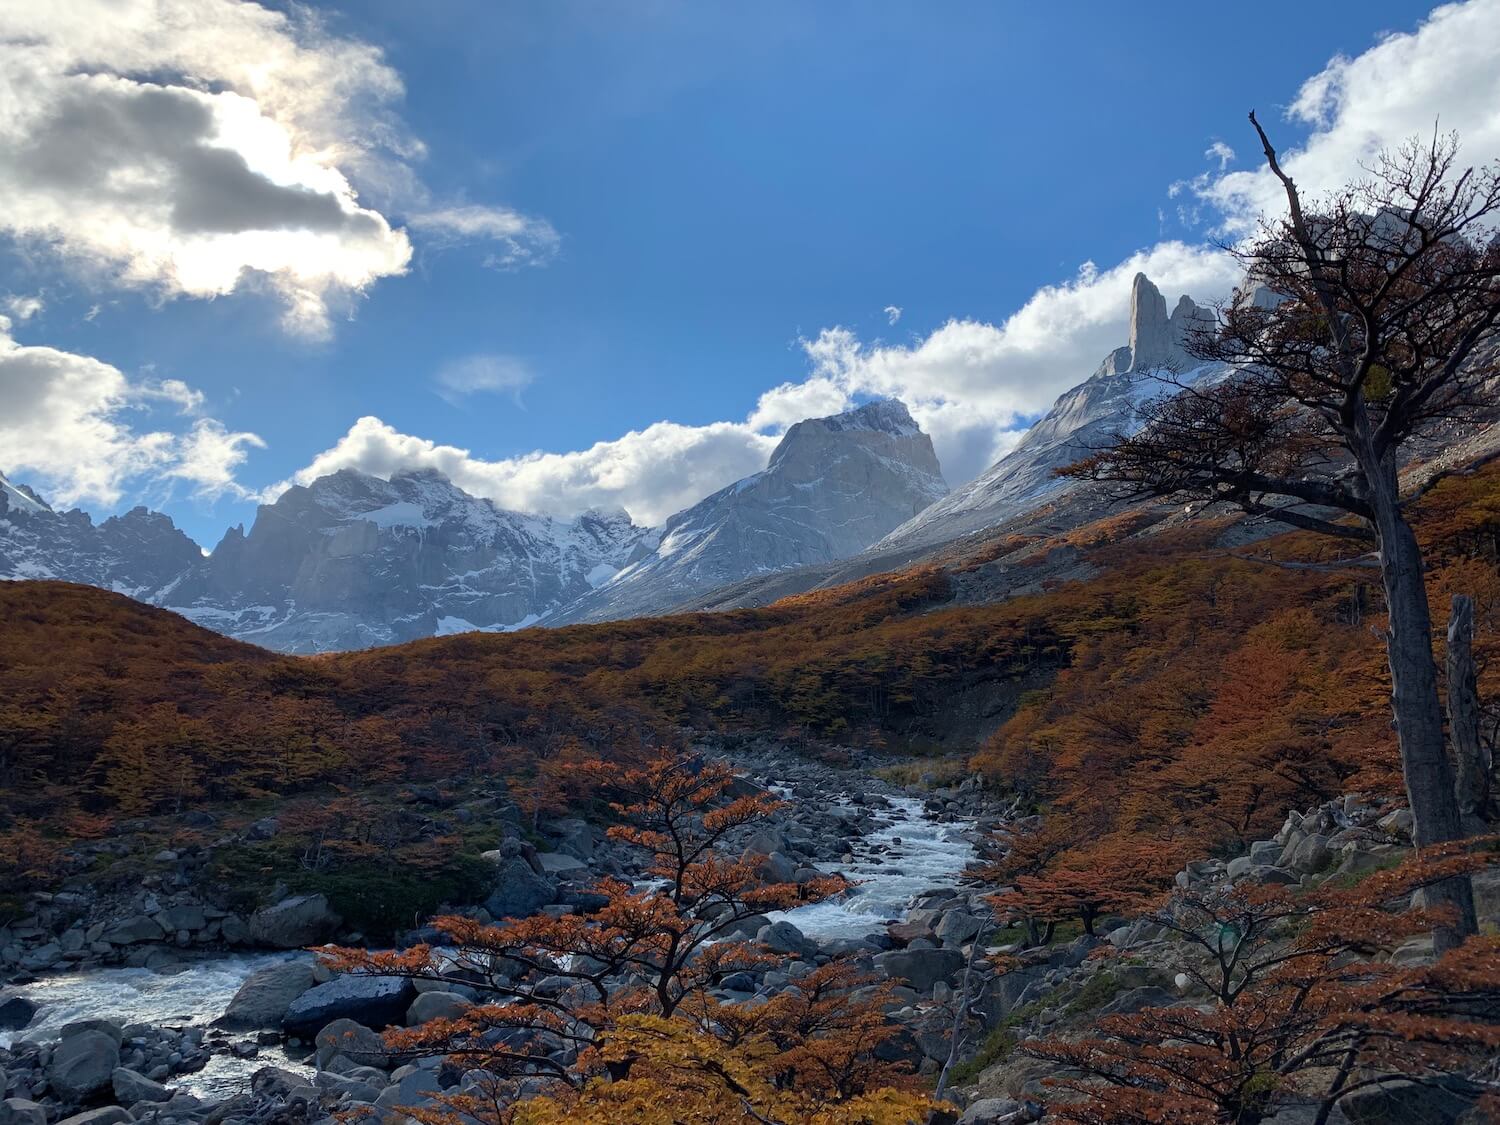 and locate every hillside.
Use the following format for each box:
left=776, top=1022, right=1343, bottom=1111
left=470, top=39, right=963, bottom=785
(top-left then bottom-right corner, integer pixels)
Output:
left=6, top=457, right=1498, bottom=889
